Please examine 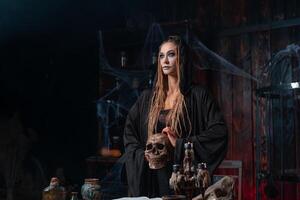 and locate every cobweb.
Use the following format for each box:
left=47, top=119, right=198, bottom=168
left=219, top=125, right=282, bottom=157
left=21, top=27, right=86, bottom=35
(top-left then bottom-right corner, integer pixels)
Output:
left=96, top=27, right=164, bottom=149
left=189, top=33, right=258, bottom=82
